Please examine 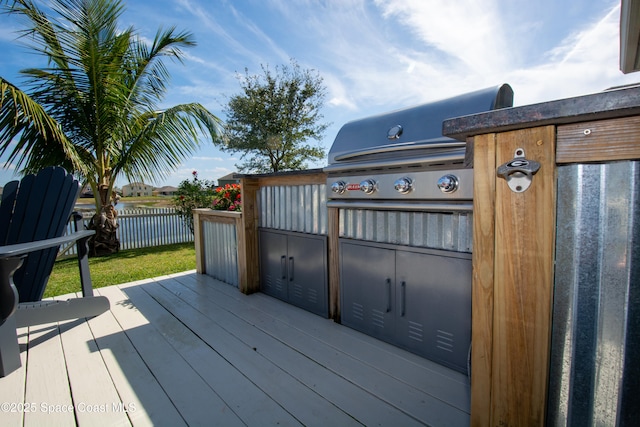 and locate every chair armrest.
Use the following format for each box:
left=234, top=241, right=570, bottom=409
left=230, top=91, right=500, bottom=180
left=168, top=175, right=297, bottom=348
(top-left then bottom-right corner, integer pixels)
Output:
left=0, top=230, right=96, bottom=259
